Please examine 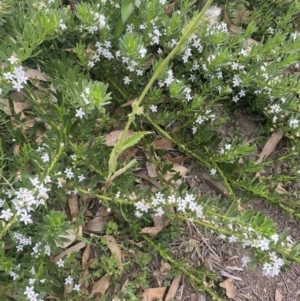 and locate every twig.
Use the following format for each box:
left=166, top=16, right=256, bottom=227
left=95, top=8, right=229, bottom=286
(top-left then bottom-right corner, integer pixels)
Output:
left=253, top=291, right=265, bottom=301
